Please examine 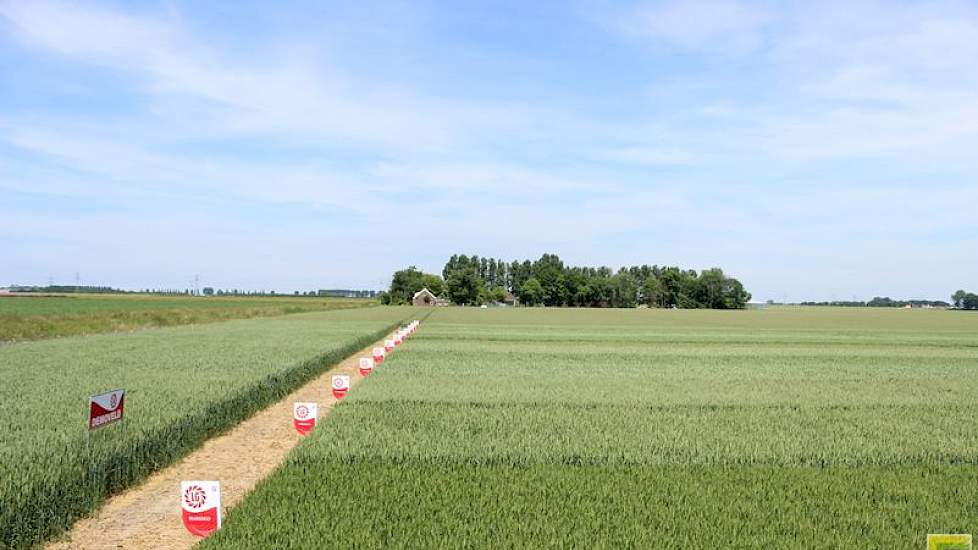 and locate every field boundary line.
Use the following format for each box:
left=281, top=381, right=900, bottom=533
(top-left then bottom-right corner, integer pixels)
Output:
left=46, top=326, right=407, bottom=550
